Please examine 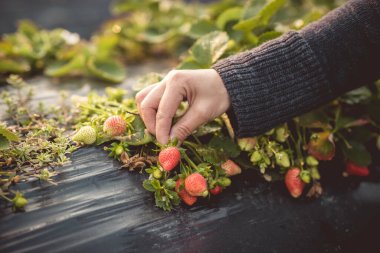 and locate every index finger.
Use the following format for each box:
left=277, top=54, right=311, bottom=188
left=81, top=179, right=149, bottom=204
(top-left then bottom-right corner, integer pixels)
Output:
left=155, top=83, right=185, bottom=144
